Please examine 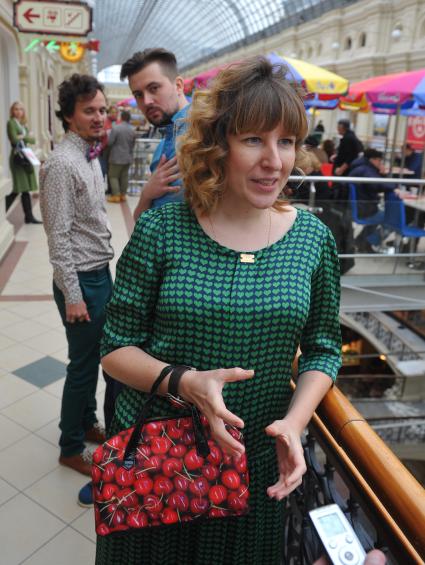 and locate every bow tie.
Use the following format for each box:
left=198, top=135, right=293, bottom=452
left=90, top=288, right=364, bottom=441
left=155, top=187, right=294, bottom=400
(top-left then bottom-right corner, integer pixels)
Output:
left=86, top=143, right=102, bottom=162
